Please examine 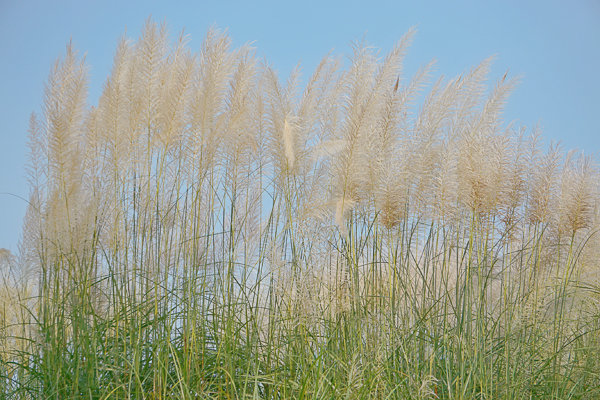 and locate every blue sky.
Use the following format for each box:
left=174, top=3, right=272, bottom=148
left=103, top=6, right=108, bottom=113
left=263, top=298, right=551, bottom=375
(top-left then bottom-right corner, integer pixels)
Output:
left=1, top=0, right=599, bottom=252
